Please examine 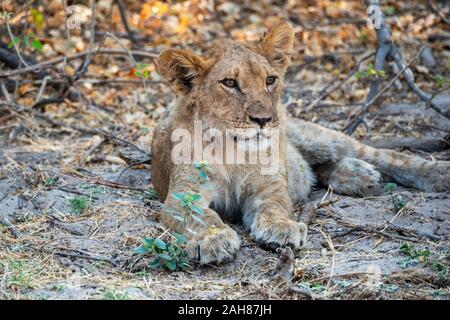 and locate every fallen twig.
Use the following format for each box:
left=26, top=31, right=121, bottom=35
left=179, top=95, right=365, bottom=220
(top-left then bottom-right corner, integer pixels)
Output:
left=90, top=178, right=146, bottom=192
left=297, top=186, right=339, bottom=226
left=0, top=49, right=158, bottom=78
left=364, top=135, right=450, bottom=153
left=427, top=0, right=450, bottom=25
left=345, top=0, right=450, bottom=135
left=343, top=48, right=425, bottom=134
left=115, top=0, right=139, bottom=44
left=330, top=225, right=419, bottom=243
left=0, top=79, right=12, bottom=102
left=273, top=247, right=296, bottom=284
left=46, top=247, right=117, bottom=267
left=3, top=9, right=31, bottom=69
left=324, top=210, right=442, bottom=243
left=305, top=52, right=375, bottom=112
